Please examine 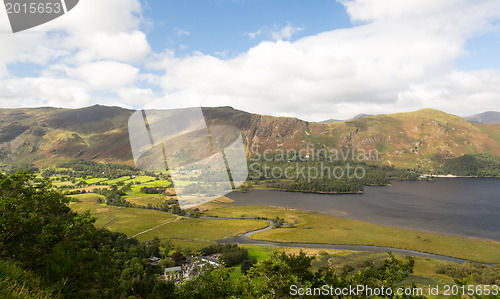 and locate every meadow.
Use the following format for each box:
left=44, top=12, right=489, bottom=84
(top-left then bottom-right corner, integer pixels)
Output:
left=68, top=193, right=267, bottom=243
left=203, top=205, right=500, bottom=264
